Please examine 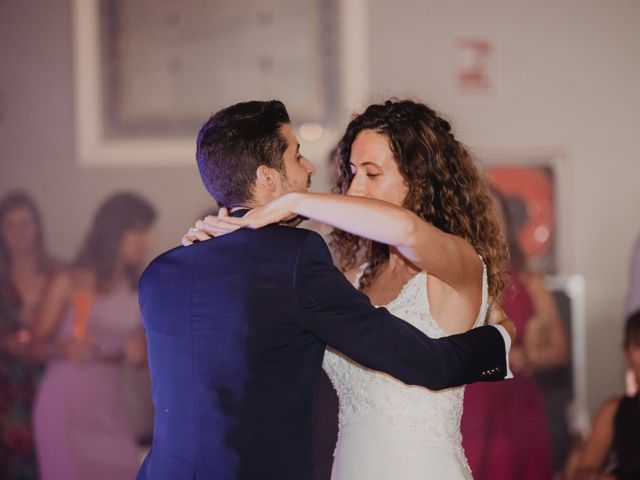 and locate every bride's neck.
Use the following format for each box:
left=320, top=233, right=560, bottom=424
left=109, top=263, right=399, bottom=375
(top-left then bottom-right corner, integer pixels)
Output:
left=385, top=248, right=420, bottom=275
